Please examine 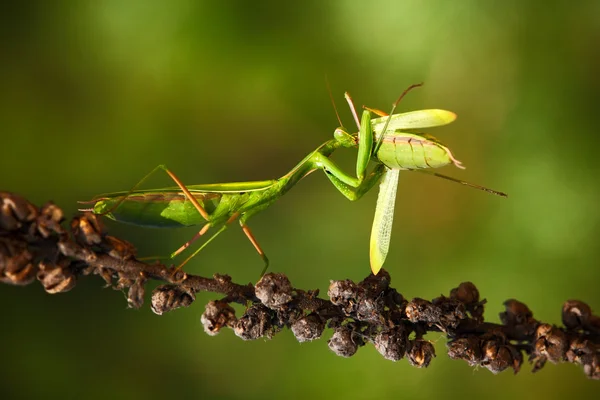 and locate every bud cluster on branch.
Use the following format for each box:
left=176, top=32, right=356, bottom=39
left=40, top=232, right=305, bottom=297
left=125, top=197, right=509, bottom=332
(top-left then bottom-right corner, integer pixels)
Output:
left=1, top=191, right=598, bottom=379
